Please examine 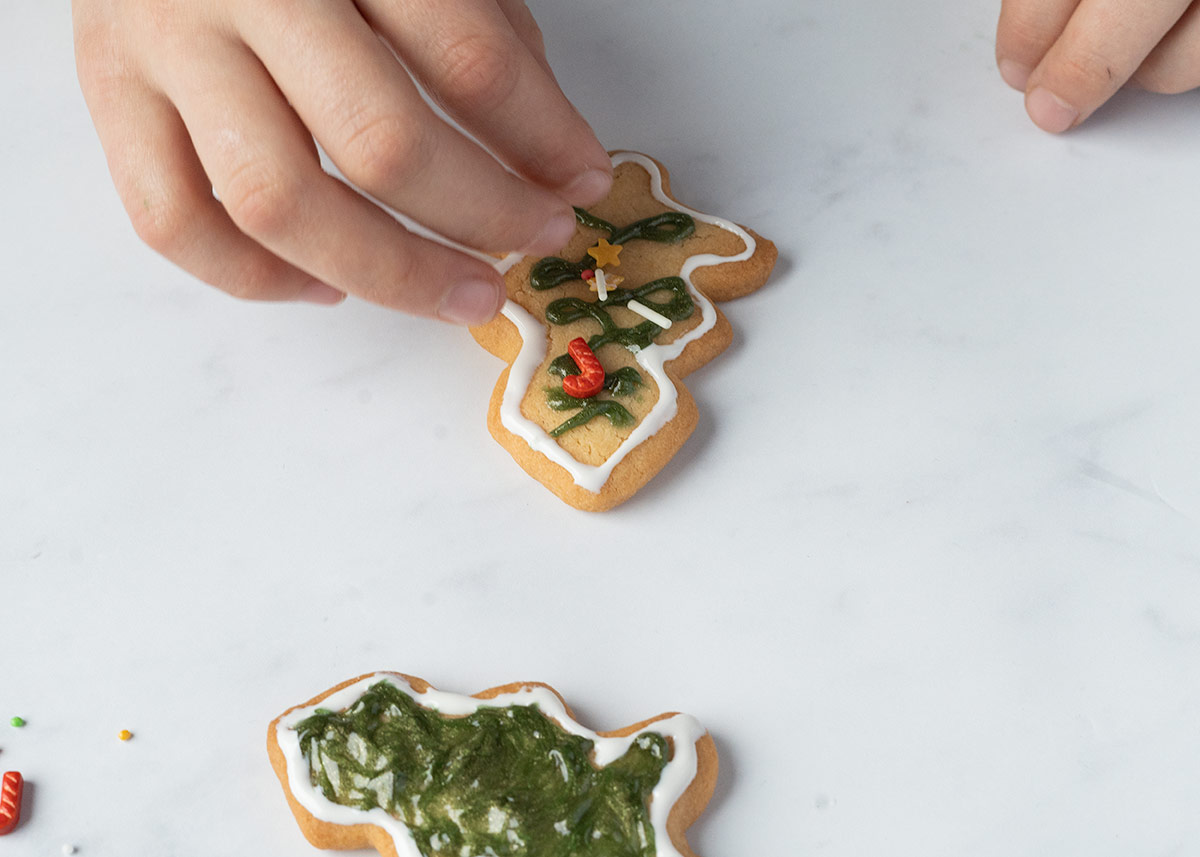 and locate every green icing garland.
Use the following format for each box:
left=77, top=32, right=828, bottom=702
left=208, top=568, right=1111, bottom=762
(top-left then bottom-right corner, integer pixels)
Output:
left=533, top=209, right=696, bottom=438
